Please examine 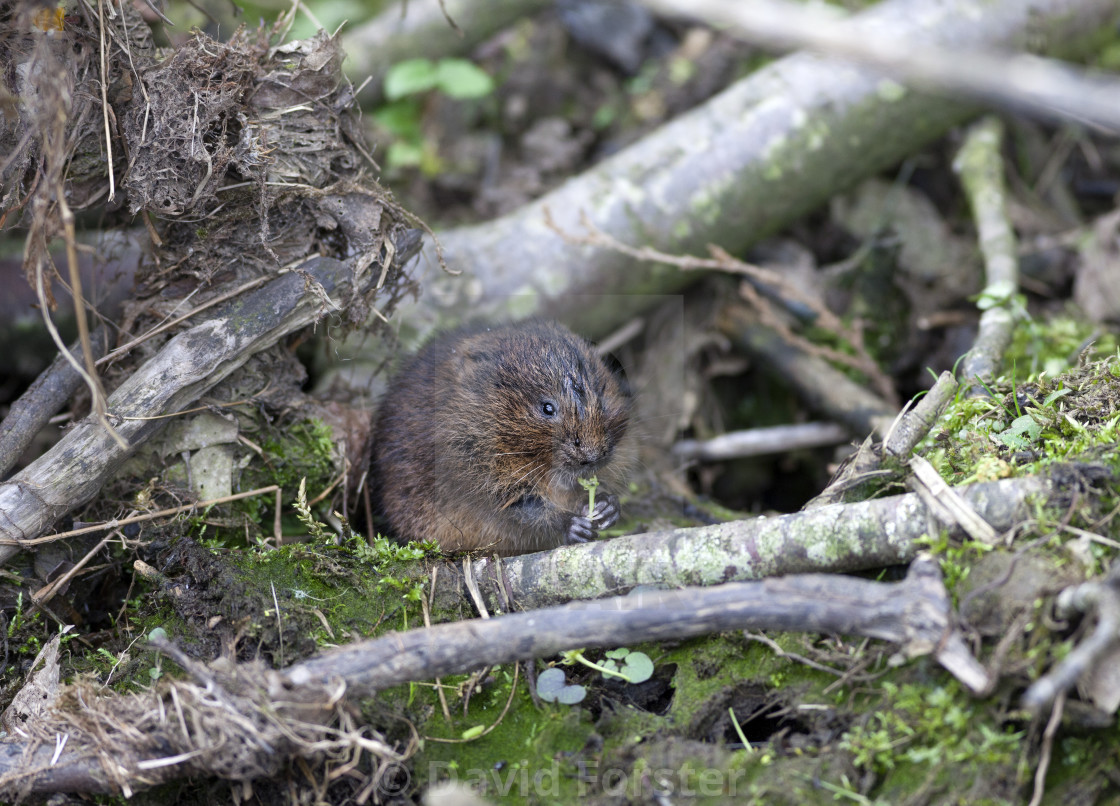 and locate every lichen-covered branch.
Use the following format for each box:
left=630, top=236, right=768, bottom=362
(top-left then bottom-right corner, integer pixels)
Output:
left=452, top=473, right=1057, bottom=612
left=954, top=117, right=1020, bottom=394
